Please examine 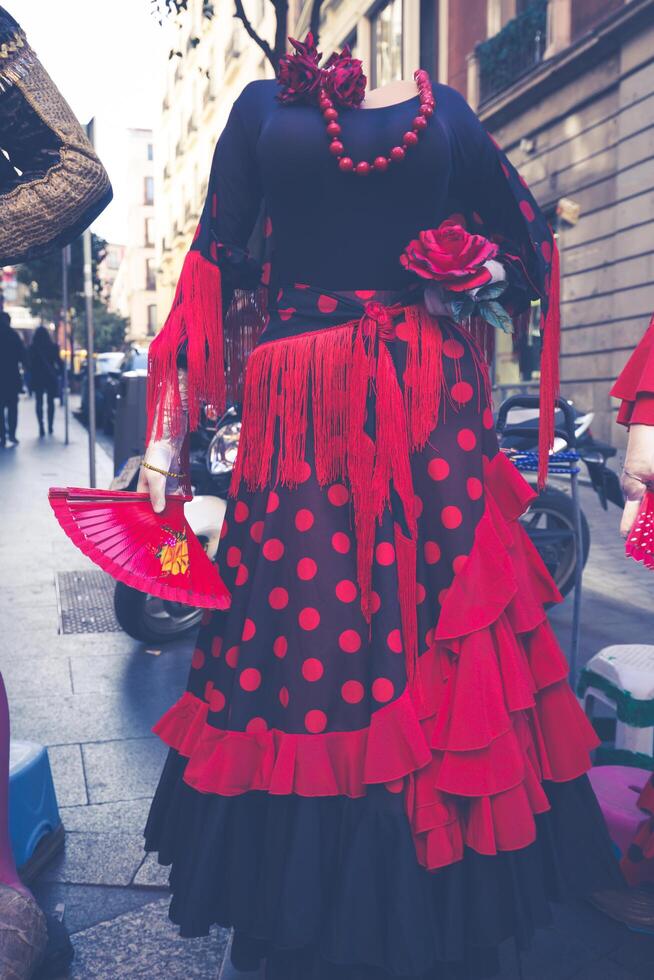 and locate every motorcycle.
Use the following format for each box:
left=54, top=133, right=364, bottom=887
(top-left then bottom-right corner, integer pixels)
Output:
left=496, top=394, right=623, bottom=600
